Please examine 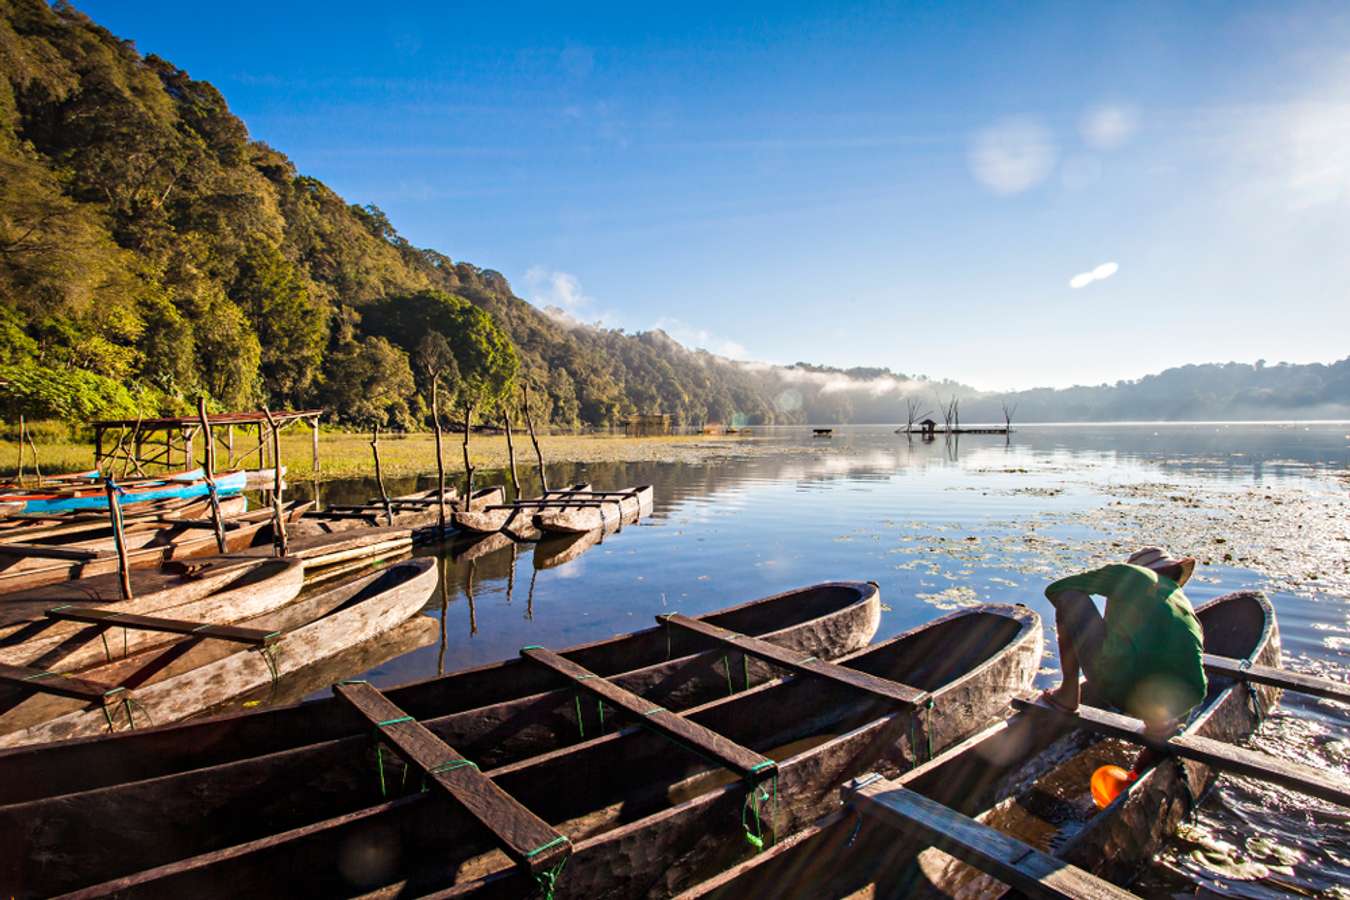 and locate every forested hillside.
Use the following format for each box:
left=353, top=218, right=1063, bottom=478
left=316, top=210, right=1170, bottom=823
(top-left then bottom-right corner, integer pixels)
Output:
left=1, top=1, right=1346, bottom=431
left=0, top=0, right=782, bottom=429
